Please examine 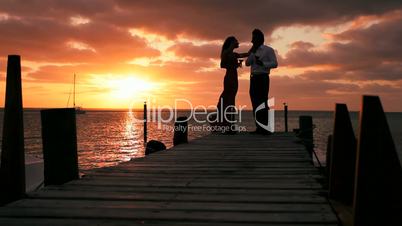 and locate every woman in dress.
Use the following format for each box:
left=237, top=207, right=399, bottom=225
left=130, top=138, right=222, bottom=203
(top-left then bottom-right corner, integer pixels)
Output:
left=217, top=36, right=248, bottom=133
